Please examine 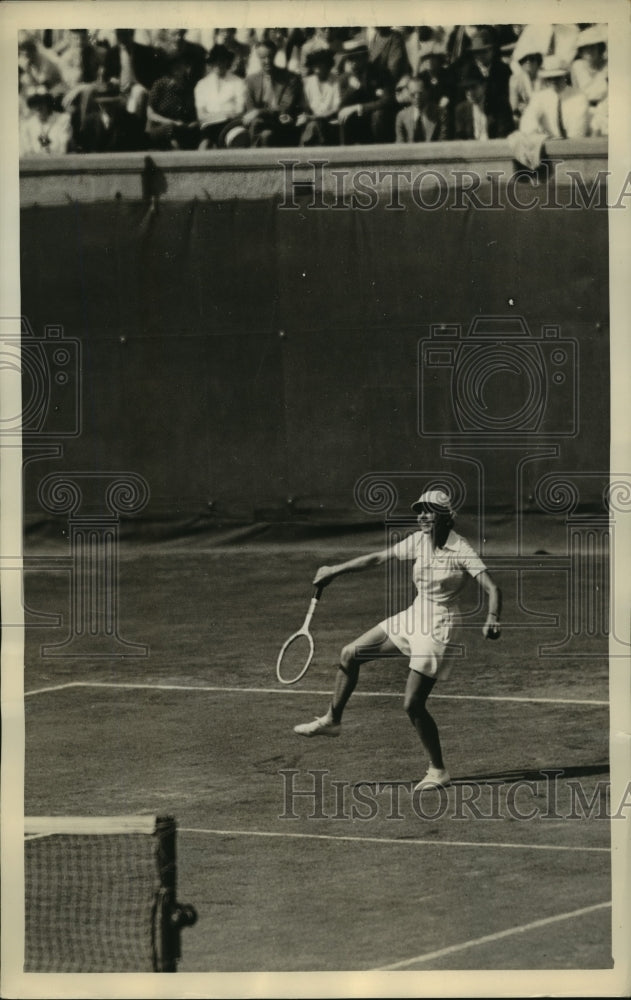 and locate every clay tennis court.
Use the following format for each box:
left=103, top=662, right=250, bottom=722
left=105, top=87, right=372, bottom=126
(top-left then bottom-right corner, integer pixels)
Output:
left=23, top=519, right=612, bottom=972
